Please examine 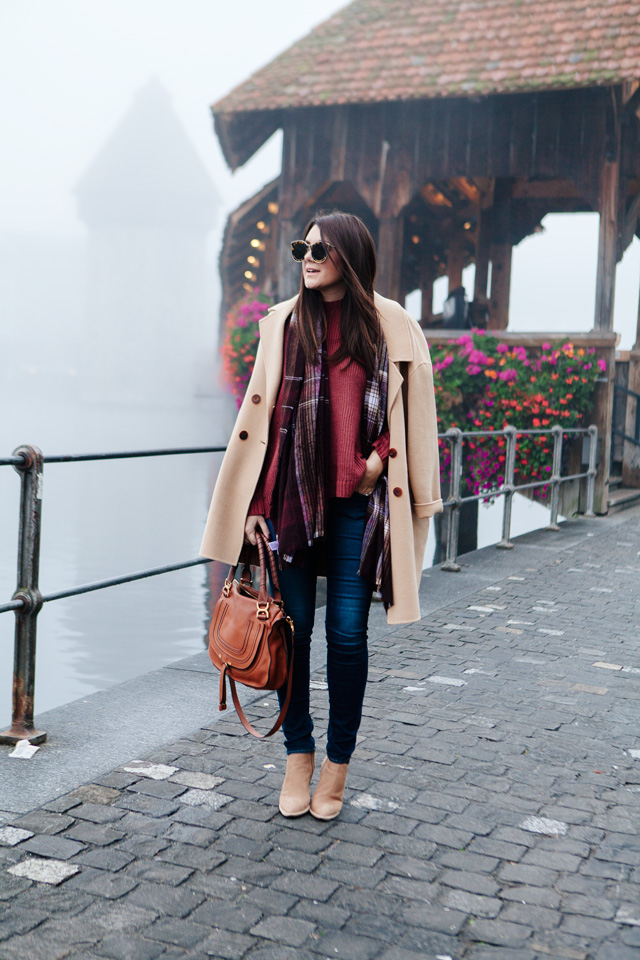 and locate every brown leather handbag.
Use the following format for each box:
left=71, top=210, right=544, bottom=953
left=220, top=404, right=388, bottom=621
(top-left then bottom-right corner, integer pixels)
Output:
left=208, top=531, right=294, bottom=738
